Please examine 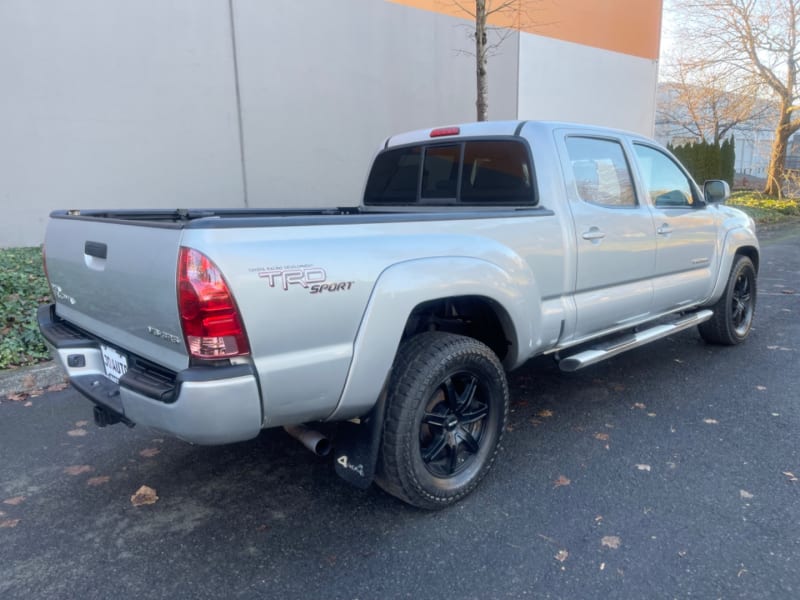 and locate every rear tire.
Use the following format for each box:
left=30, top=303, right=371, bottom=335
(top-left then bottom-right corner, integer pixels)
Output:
left=699, top=255, right=757, bottom=345
left=376, top=332, right=508, bottom=509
